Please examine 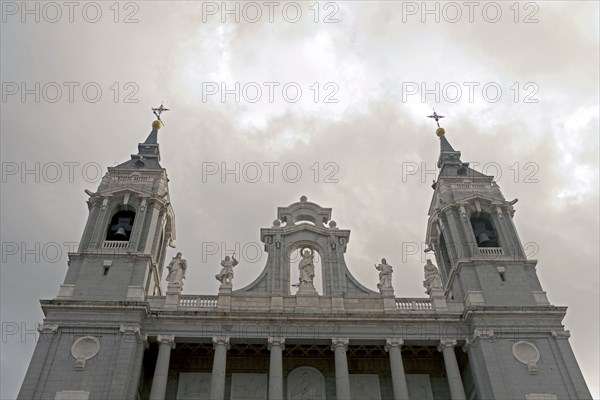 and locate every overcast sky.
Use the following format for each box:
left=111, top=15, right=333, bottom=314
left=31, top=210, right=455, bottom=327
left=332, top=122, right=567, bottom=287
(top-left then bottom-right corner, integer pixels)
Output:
left=1, top=1, right=598, bottom=399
